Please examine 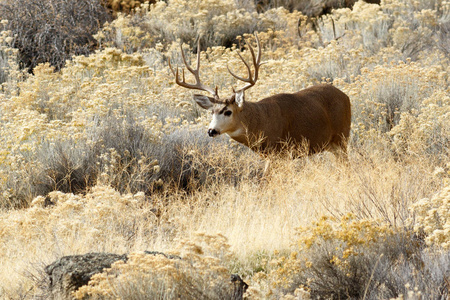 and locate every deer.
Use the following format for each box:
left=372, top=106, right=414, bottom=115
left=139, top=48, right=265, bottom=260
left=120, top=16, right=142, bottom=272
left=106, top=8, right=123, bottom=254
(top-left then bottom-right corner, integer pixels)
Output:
left=169, top=33, right=351, bottom=161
